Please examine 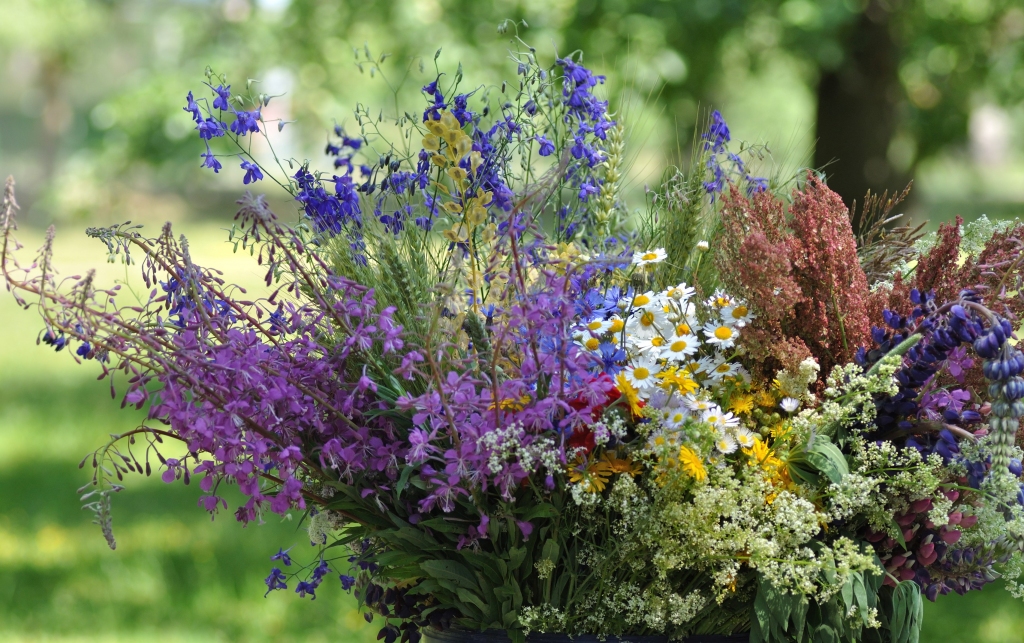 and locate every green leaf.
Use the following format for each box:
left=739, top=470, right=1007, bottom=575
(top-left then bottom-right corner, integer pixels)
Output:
left=540, top=538, right=559, bottom=566
left=890, top=518, right=908, bottom=551
left=506, top=546, right=526, bottom=572
left=806, top=438, right=850, bottom=484
left=395, top=465, right=415, bottom=499
left=420, top=560, right=480, bottom=591
left=515, top=503, right=559, bottom=521
left=418, top=518, right=468, bottom=534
